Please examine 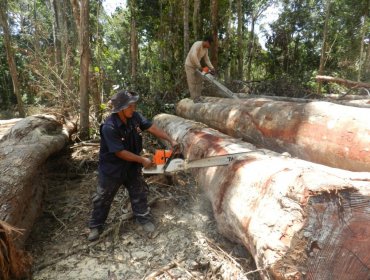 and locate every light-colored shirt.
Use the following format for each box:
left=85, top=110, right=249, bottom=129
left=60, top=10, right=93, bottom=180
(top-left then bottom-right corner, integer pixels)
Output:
left=185, top=41, right=214, bottom=70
